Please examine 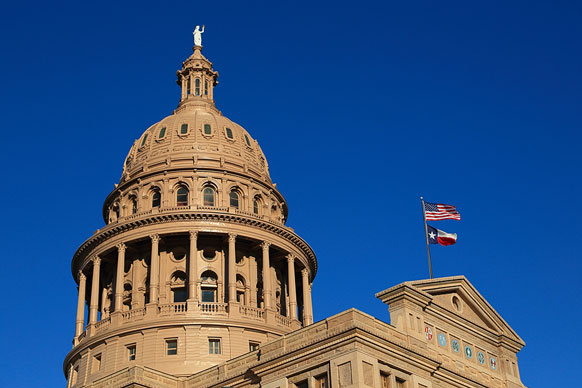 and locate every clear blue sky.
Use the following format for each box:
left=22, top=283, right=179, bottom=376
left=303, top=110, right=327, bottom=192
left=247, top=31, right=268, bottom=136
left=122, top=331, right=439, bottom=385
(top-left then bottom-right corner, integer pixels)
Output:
left=1, top=1, right=580, bottom=386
